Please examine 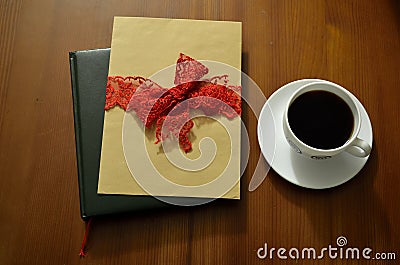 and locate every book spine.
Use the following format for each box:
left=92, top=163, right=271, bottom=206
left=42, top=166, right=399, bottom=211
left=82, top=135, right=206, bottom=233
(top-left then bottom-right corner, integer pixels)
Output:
left=69, top=52, right=87, bottom=219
